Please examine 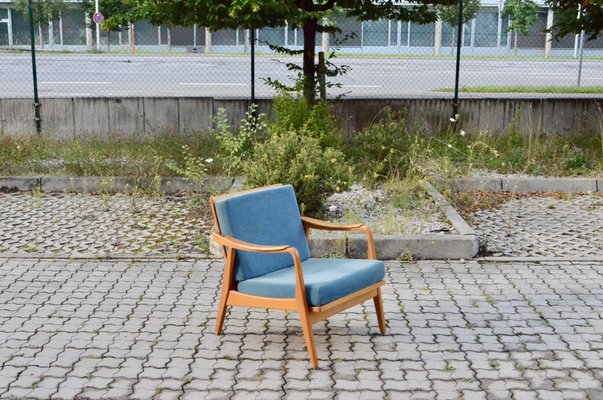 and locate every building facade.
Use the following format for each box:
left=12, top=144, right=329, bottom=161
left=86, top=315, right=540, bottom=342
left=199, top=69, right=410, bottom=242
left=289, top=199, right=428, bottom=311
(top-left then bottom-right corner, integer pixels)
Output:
left=1, top=0, right=602, bottom=57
